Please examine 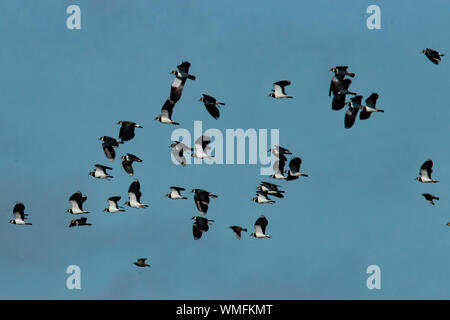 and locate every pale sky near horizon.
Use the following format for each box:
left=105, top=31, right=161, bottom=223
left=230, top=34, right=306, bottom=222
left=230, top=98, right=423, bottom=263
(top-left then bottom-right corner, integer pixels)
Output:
left=1, top=0, right=450, bottom=299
